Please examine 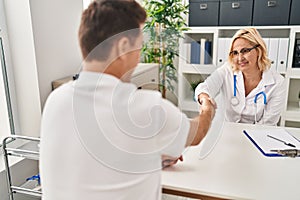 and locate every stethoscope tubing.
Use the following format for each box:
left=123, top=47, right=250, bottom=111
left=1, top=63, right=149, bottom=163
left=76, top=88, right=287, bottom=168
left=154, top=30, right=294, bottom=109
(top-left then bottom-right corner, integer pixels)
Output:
left=233, top=74, right=237, bottom=97
left=232, top=74, right=267, bottom=123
